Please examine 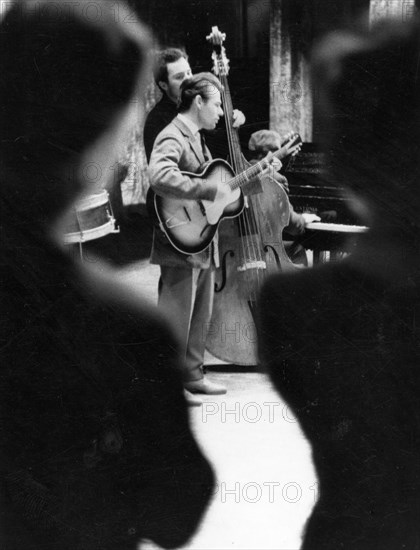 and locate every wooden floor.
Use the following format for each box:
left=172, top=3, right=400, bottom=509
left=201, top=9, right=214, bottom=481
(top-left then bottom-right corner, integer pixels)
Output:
left=93, top=257, right=317, bottom=550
